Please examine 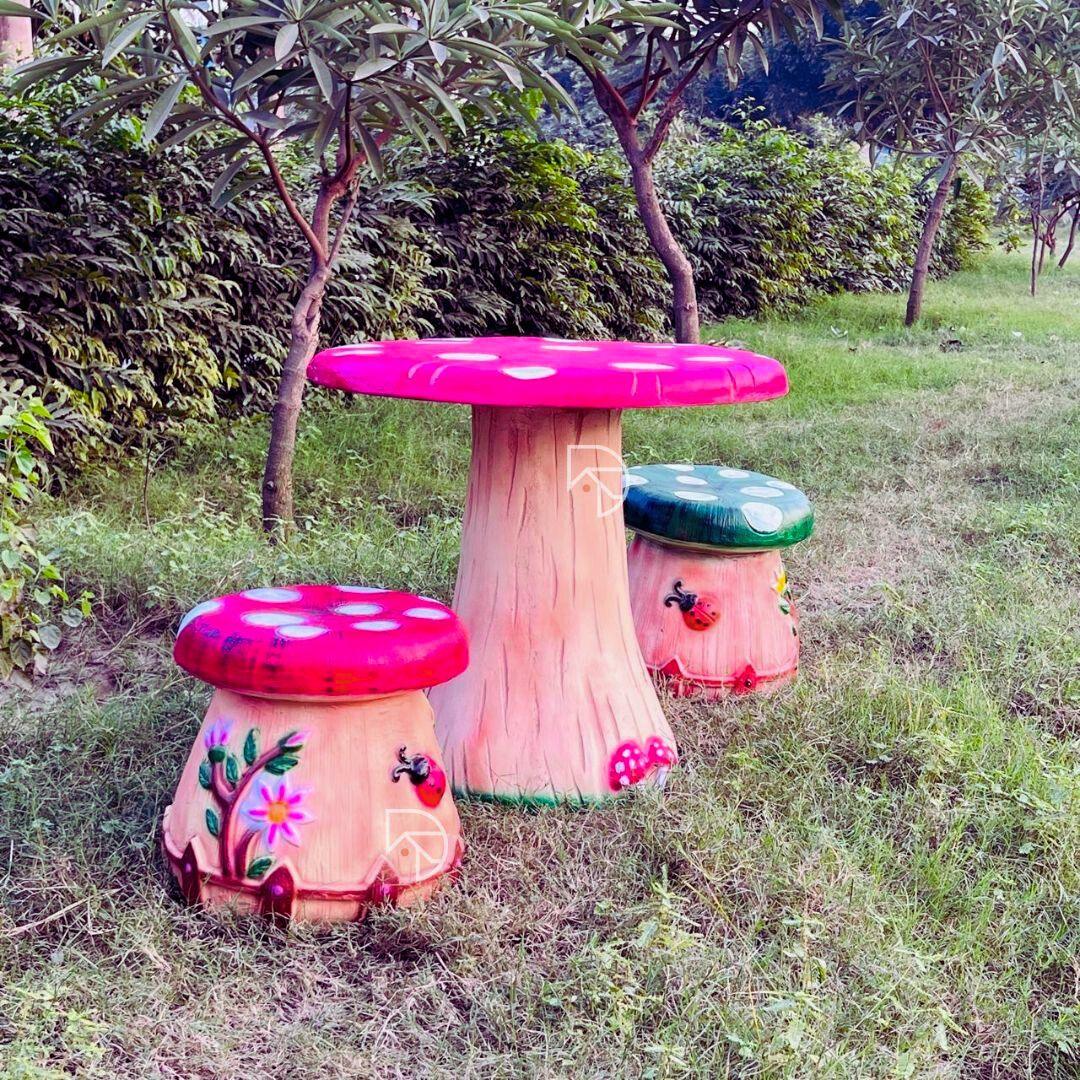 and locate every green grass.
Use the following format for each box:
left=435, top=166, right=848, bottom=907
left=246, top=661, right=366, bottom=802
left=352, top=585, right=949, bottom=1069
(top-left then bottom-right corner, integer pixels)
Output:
left=3, top=250, right=1079, bottom=1077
